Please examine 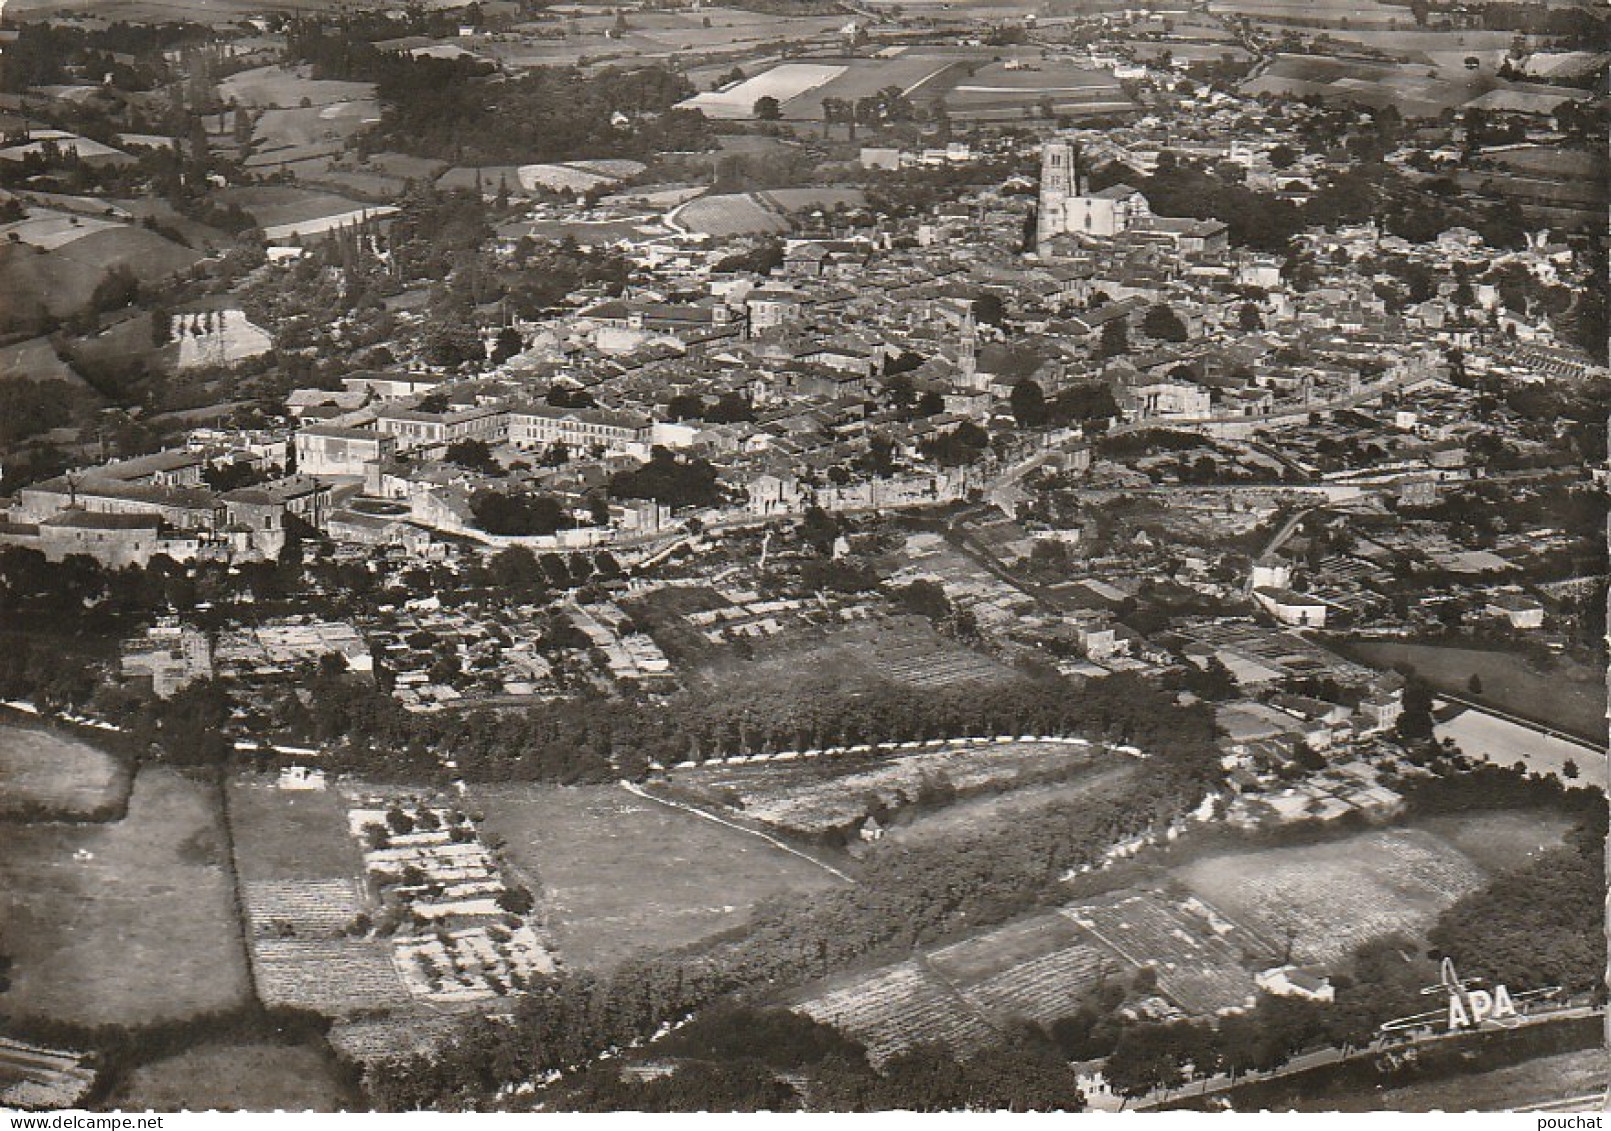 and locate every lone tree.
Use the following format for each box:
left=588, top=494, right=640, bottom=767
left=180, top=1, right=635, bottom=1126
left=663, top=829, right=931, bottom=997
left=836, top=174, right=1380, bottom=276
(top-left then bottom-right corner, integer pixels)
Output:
left=1010, top=378, right=1047, bottom=427
left=1142, top=304, right=1188, bottom=342
left=1466, top=672, right=1483, bottom=695
left=753, top=96, right=782, bottom=121
left=1097, top=318, right=1130, bottom=359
